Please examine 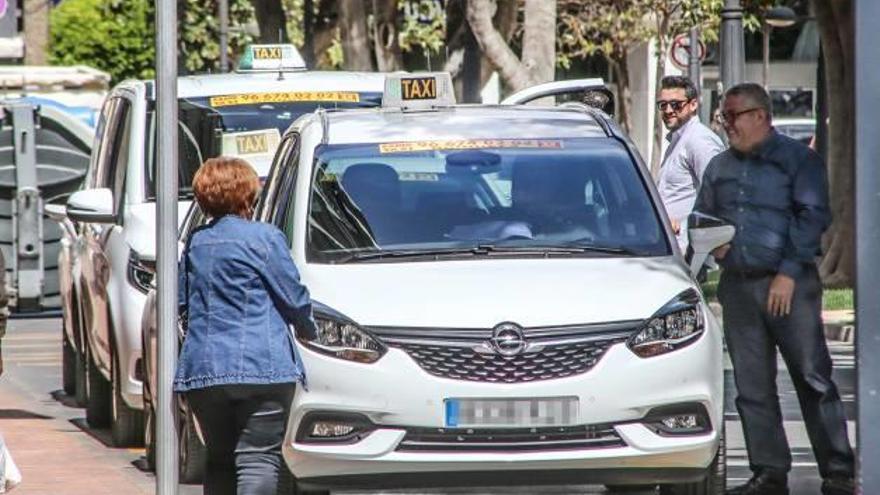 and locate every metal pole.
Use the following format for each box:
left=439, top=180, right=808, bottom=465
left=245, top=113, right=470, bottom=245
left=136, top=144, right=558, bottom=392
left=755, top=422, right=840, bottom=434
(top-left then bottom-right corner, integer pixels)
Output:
left=720, top=0, right=745, bottom=92
left=219, top=0, right=229, bottom=72
left=156, top=0, right=179, bottom=492
left=855, top=0, right=880, bottom=491
left=762, top=23, right=770, bottom=89
left=687, top=27, right=702, bottom=97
